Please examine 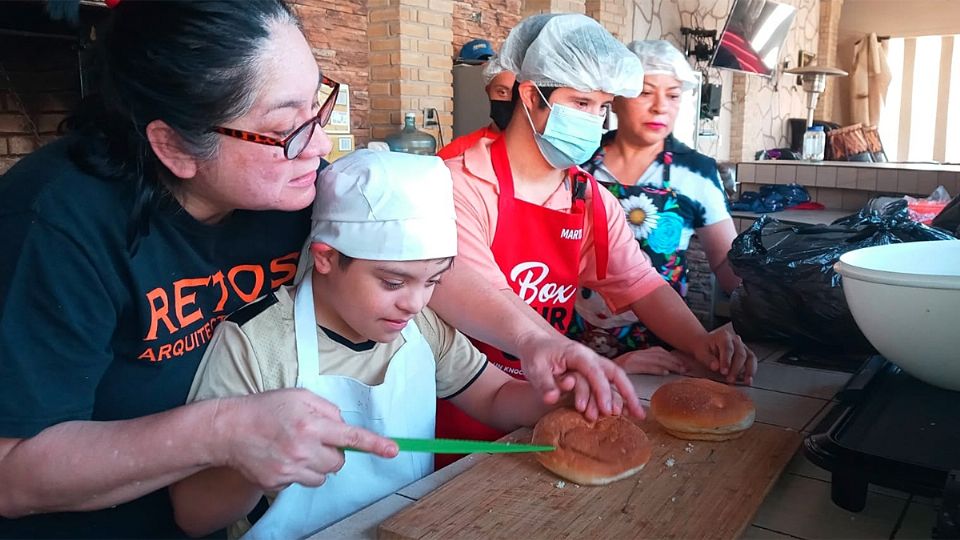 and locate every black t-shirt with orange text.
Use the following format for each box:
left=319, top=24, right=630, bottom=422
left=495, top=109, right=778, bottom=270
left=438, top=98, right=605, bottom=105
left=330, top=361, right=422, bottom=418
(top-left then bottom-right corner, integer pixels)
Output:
left=0, top=137, right=311, bottom=538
